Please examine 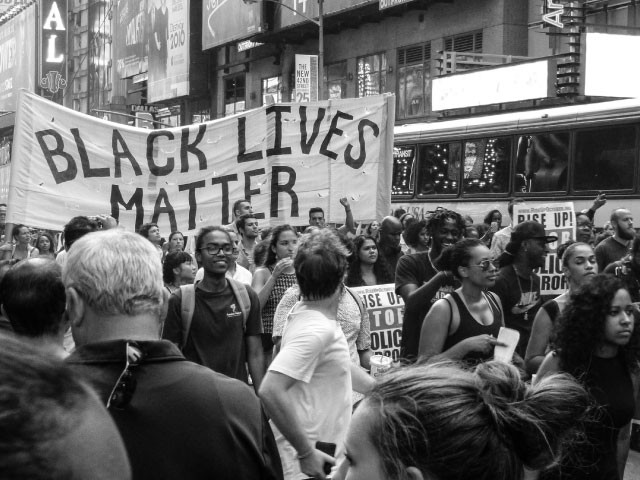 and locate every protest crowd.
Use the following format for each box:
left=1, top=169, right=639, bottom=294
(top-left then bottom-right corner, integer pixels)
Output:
left=2, top=192, right=640, bottom=480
